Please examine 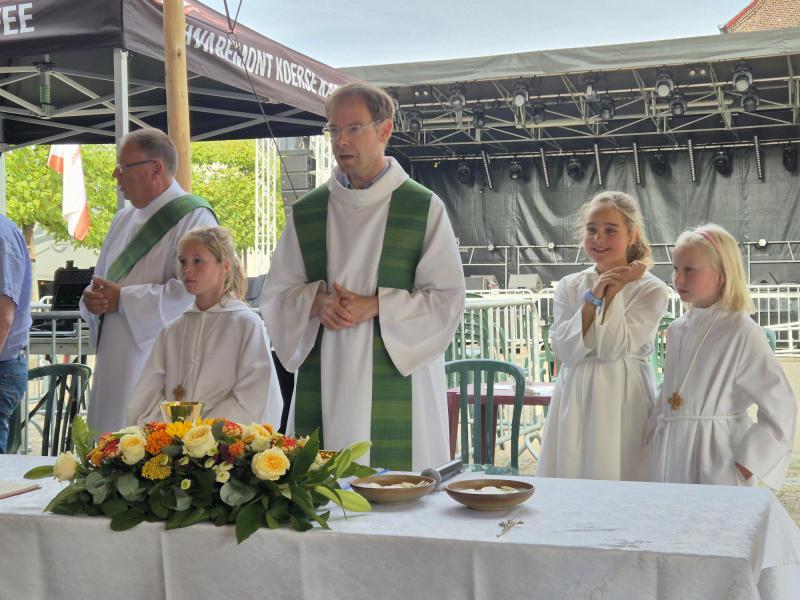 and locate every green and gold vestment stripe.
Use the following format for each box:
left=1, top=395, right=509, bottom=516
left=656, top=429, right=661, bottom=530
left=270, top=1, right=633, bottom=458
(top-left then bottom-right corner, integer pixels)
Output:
left=292, top=180, right=431, bottom=470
